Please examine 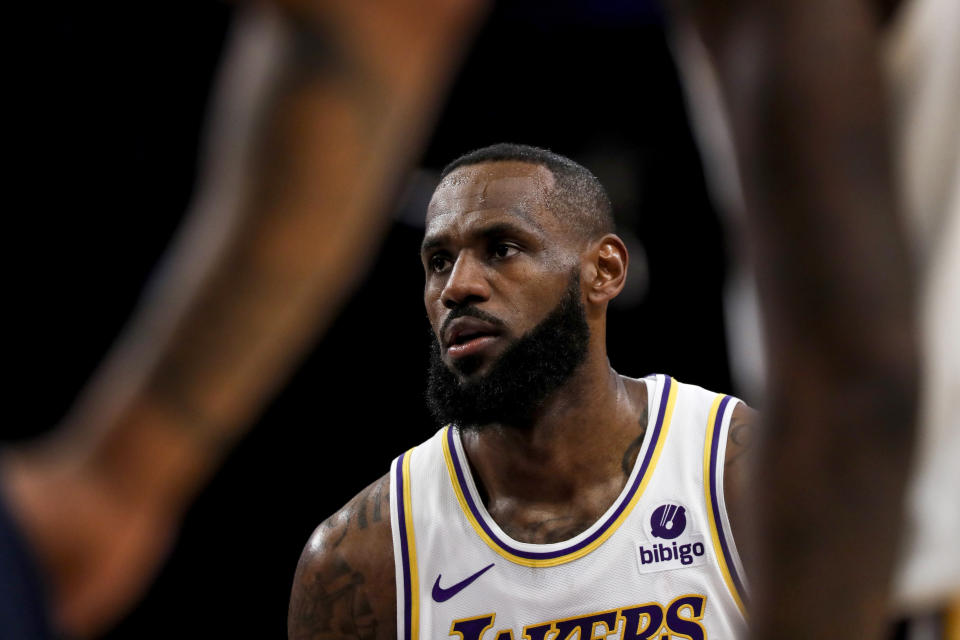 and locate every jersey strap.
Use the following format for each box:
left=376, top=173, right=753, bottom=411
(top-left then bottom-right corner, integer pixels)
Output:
left=391, top=448, right=420, bottom=640
left=703, top=394, right=749, bottom=615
